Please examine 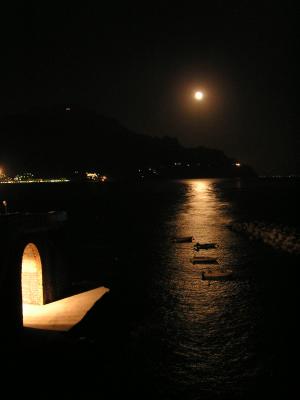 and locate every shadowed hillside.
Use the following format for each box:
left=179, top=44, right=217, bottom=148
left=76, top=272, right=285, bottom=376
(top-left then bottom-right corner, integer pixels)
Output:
left=0, top=106, right=256, bottom=179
